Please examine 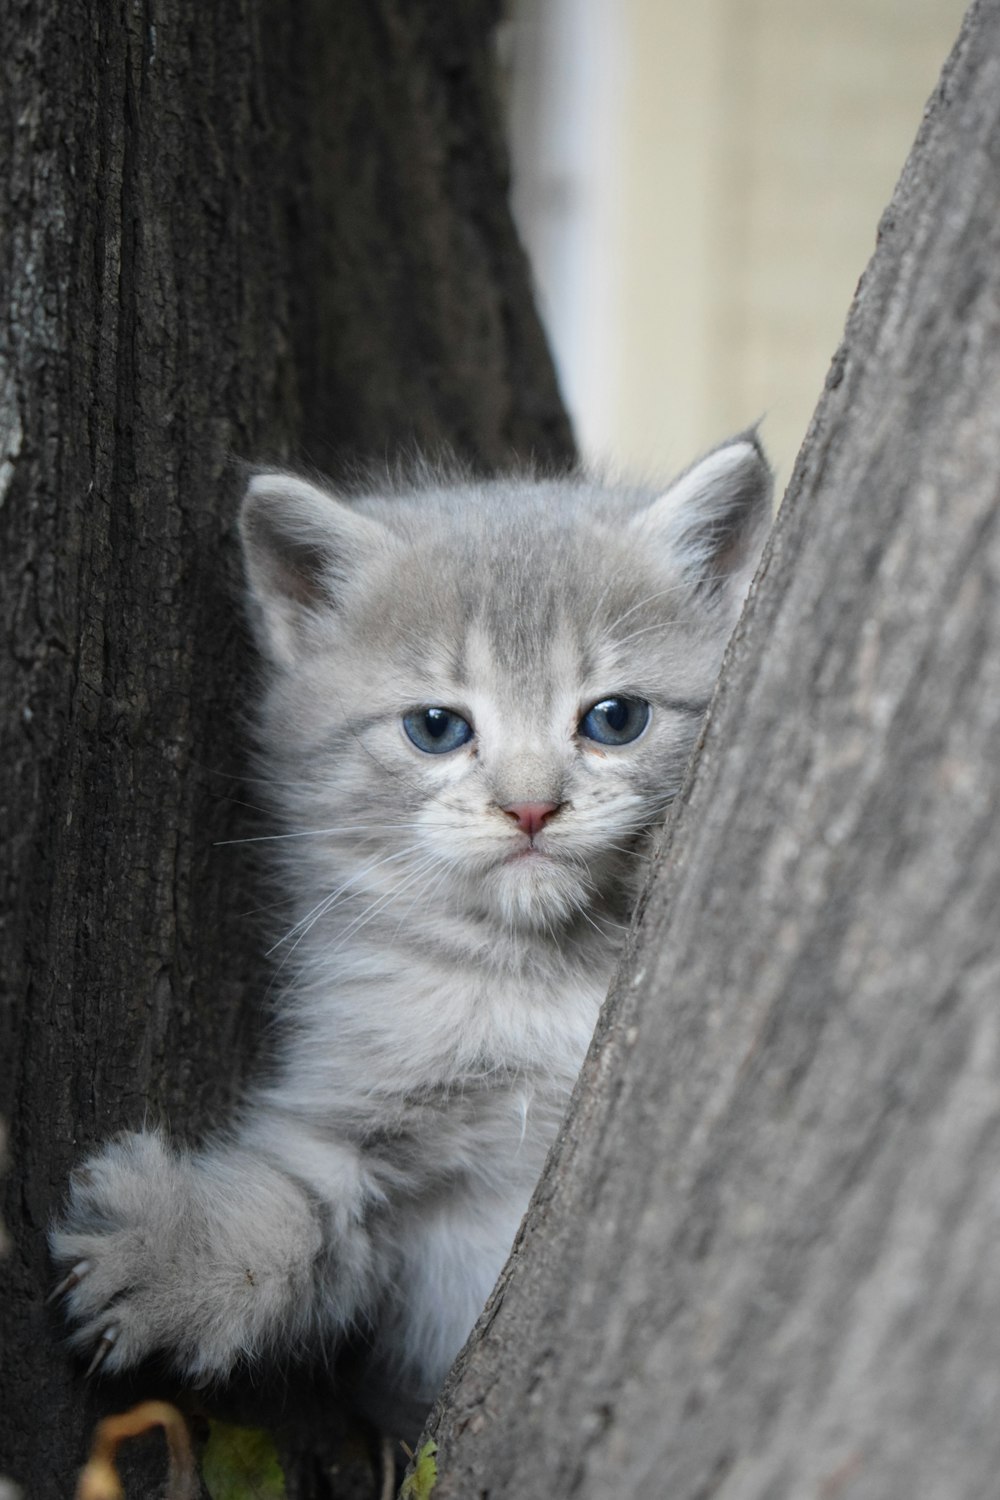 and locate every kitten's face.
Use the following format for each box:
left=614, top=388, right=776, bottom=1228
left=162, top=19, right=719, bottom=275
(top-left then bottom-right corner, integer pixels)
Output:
left=273, top=555, right=715, bottom=929
left=241, top=442, right=771, bottom=935
left=391, top=615, right=701, bottom=929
